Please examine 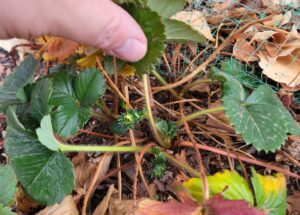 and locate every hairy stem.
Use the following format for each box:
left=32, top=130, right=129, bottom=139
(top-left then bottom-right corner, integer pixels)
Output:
left=142, top=74, right=165, bottom=147
left=177, top=106, right=226, bottom=126
left=59, top=144, right=145, bottom=153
